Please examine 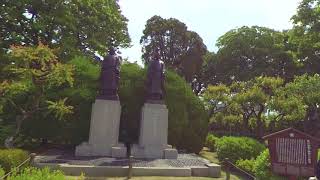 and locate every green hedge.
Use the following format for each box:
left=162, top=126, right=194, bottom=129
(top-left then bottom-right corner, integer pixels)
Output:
left=0, top=167, right=4, bottom=177
left=7, top=167, right=67, bottom=180
left=0, top=149, right=29, bottom=172
left=205, top=134, right=219, bottom=151
left=253, top=149, right=285, bottom=180
left=236, top=158, right=255, bottom=174
left=215, top=136, right=265, bottom=163
left=236, top=149, right=285, bottom=180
